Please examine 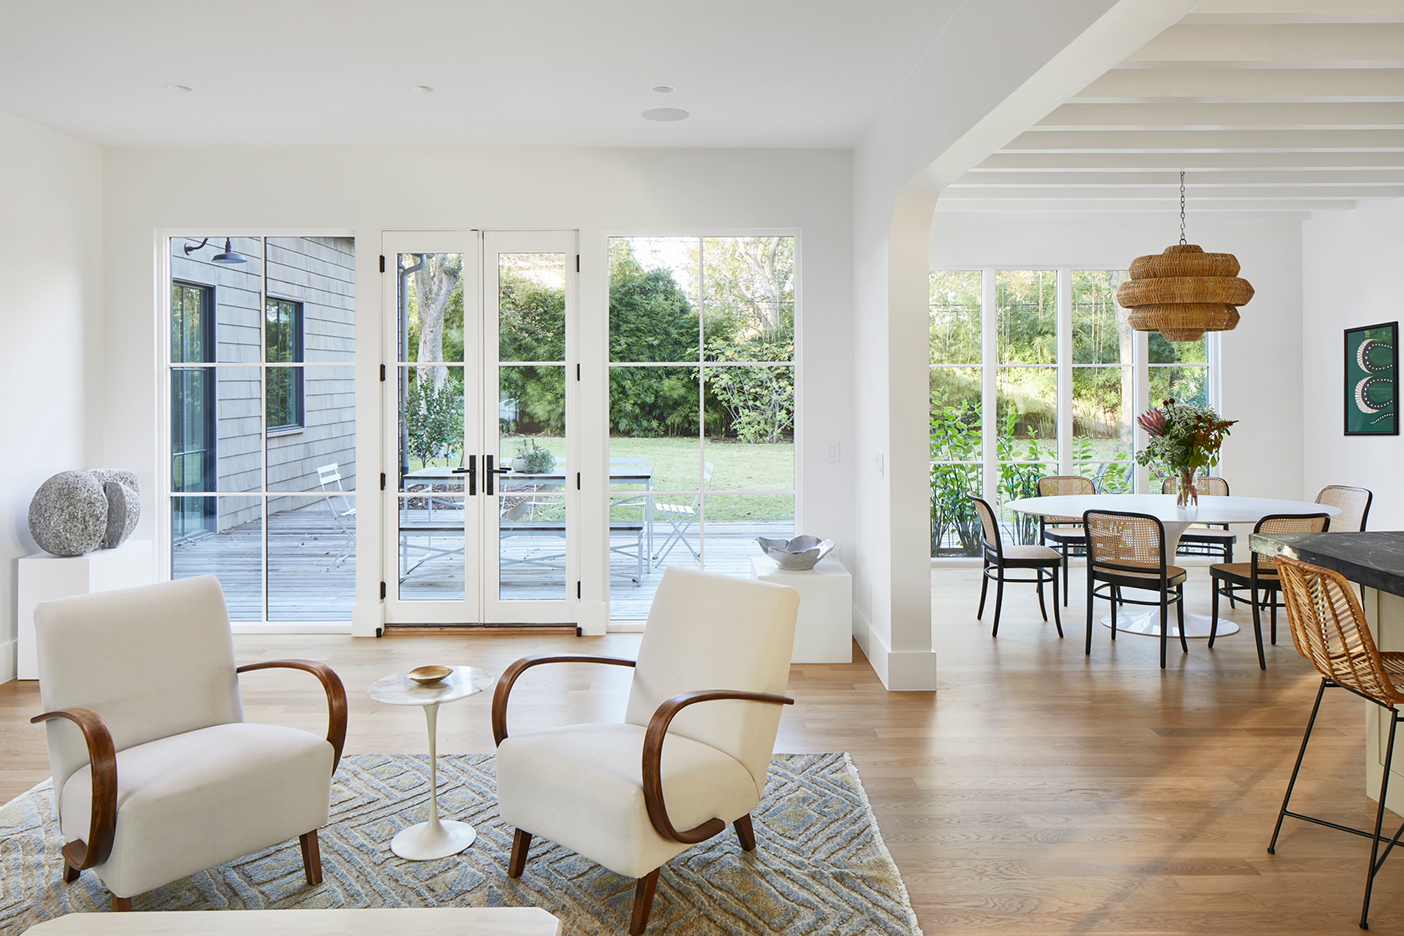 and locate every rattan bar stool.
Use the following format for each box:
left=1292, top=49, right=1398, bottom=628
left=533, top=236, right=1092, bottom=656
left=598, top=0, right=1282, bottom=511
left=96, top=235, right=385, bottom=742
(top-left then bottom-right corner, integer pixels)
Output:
left=1083, top=509, right=1188, bottom=669
left=1269, top=555, right=1404, bottom=930
left=1037, top=475, right=1094, bottom=606
left=1209, top=513, right=1330, bottom=670
left=1159, top=475, right=1237, bottom=566
left=968, top=494, right=1062, bottom=639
